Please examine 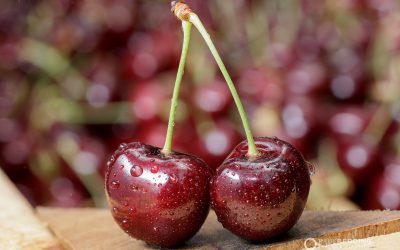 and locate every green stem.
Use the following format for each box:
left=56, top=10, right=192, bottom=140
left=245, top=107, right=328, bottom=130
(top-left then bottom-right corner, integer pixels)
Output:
left=162, top=21, right=192, bottom=154
left=189, top=13, right=259, bottom=157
